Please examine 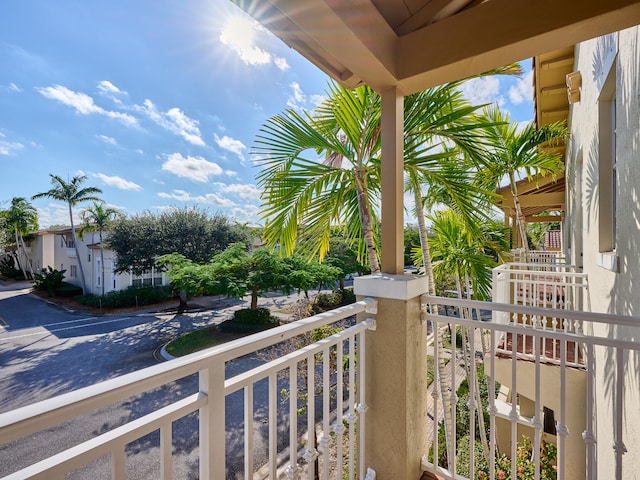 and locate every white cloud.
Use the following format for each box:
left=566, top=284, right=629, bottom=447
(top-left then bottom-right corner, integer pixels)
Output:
left=274, top=57, right=289, bottom=71
left=231, top=204, right=260, bottom=222
left=509, top=70, right=534, bottom=105
left=286, top=82, right=307, bottom=110
left=36, top=84, right=137, bottom=126
left=136, top=100, right=204, bottom=146
left=158, top=189, right=235, bottom=207
left=213, top=182, right=261, bottom=200
left=36, top=202, right=77, bottom=227
left=94, top=173, right=142, bottom=191
left=213, top=134, right=246, bottom=158
left=460, top=77, right=502, bottom=106
left=135, top=148, right=144, bottom=155
left=220, top=15, right=286, bottom=70
left=97, top=80, right=126, bottom=96
left=225, top=170, right=237, bottom=176
left=9, top=83, right=21, bottom=92
left=96, top=134, right=117, bottom=145
left=0, top=132, right=24, bottom=155
left=161, top=153, right=223, bottom=182
left=310, top=94, right=328, bottom=107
